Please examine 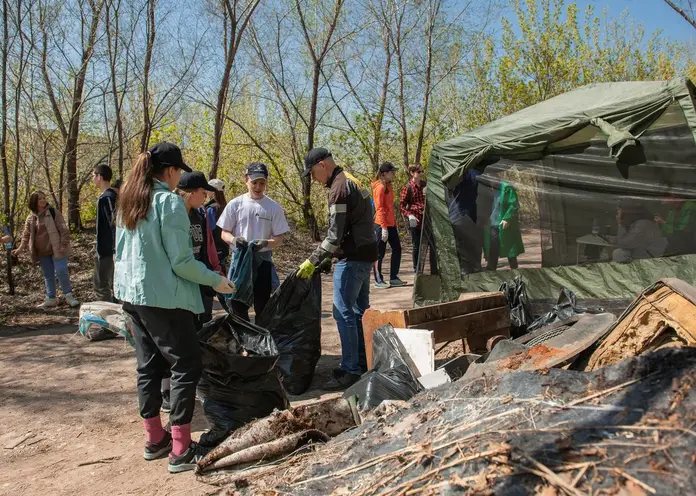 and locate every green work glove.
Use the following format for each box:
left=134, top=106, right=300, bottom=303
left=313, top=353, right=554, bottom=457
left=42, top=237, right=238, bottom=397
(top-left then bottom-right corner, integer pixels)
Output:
left=297, top=259, right=316, bottom=279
